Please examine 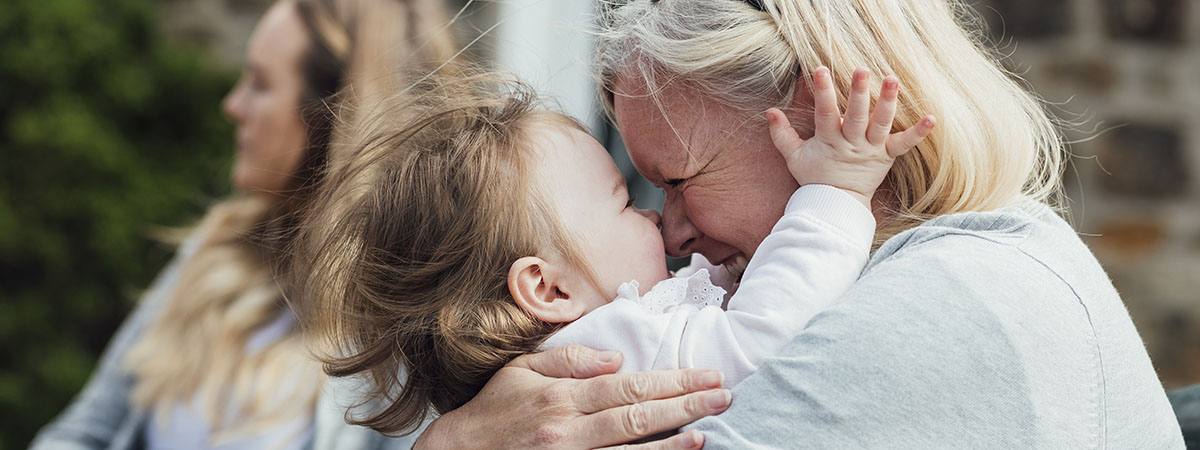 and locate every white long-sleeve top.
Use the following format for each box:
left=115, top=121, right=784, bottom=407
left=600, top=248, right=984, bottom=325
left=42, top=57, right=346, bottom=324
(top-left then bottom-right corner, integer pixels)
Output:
left=540, top=185, right=876, bottom=387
